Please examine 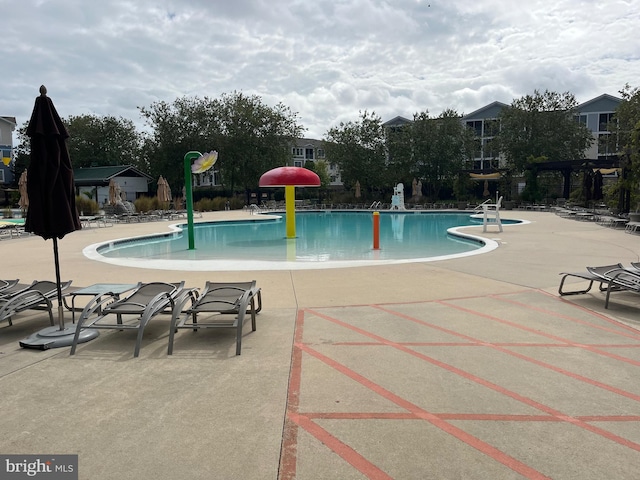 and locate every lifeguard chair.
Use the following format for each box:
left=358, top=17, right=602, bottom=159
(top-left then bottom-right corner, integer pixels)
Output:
left=390, top=183, right=406, bottom=210
left=480, top=196, right=503, bottom=232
